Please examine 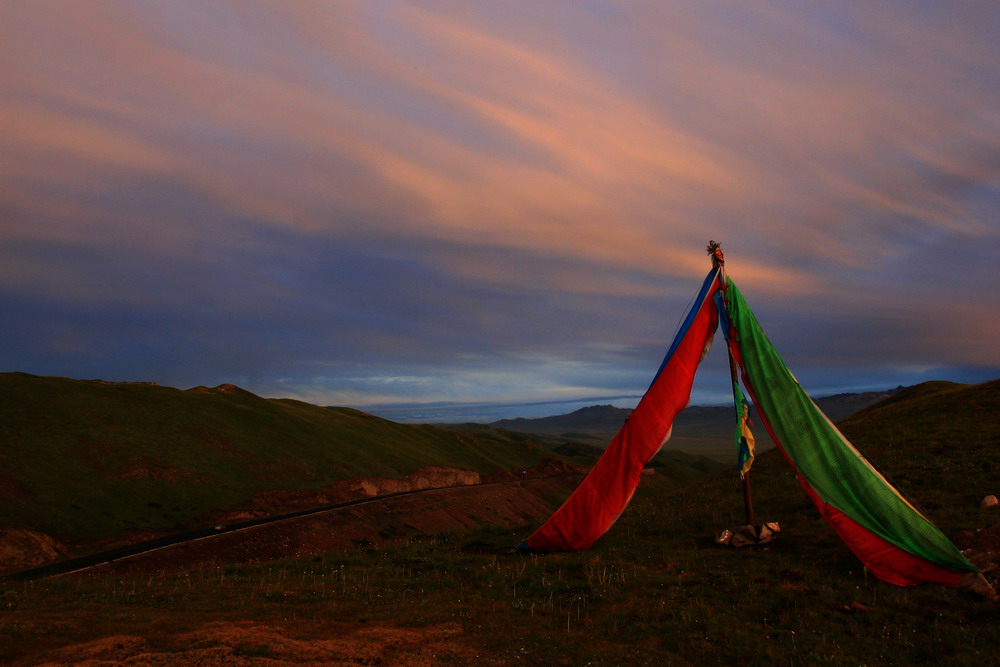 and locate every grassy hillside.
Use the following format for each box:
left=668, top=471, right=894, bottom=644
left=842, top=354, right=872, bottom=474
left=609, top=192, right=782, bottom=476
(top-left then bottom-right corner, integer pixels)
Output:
left=835, top=379, right=1000, bottom=529
left=1, top=379, right=998, bottom=665
left=0, top=373, right=552, bottom=547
